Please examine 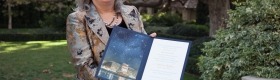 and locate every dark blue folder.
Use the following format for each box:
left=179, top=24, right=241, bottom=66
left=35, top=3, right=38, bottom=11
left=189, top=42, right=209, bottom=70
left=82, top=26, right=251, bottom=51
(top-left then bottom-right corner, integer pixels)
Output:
left=95, top=26, right=192, bottom=80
